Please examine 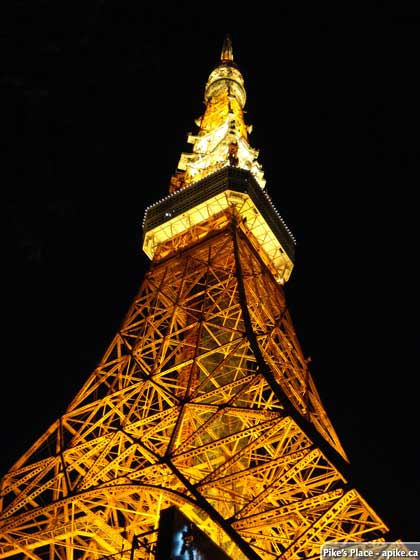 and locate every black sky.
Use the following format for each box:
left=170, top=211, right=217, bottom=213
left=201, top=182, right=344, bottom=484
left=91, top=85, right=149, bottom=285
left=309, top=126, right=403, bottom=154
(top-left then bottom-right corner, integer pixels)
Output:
left=1, top=1, right=419, bottom=542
